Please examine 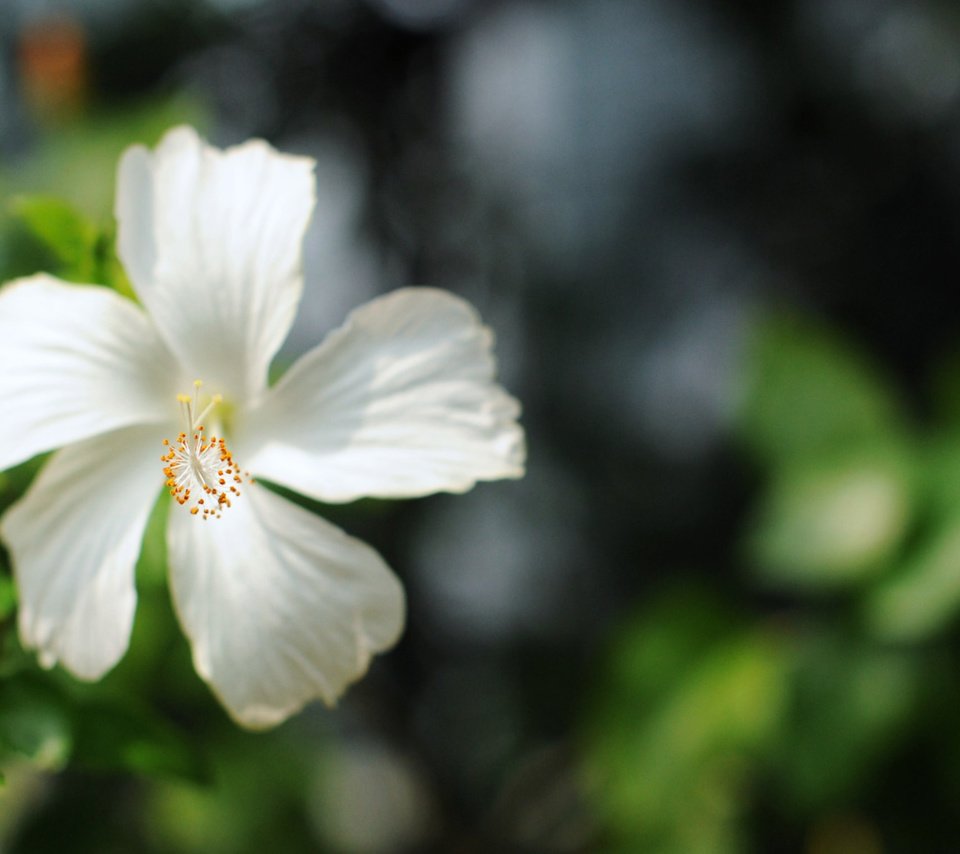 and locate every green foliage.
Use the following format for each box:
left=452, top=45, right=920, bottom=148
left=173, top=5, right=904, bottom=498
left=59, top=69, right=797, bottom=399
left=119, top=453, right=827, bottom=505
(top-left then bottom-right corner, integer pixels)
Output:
left=773, top=636, right=918, bottom=811
left=737, top=314, right=918, bottom=590
left=8, top=196, right=98, bottom=281
left=0, top=576, right=17, bottom=623
left=2, top=196, right=130, bottom=294
left=0, top=664, right=203, bottom=782
left=864, top=515, right=960, bottom=641
left=71, top=700, right=207, bottom=782
left=736, top=311, right=960, bottom=634
left=861, top=438, right=960, bottom=640
left=737, top=314, right=907, bottom=465
left=145, top=731, right=319, bottom=854
left=745, top=449, right=912, bottom=588
left=587, top=311, right=960, bottom=850
left=586, top=590, right=789, bottom=853
left=0, top=674, right=72, bottom=771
